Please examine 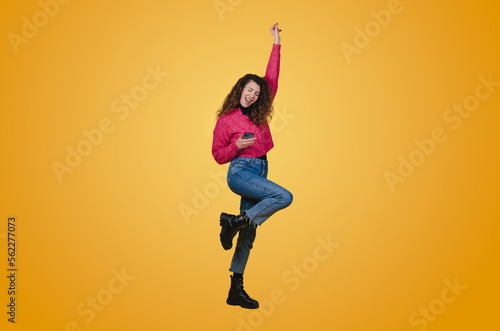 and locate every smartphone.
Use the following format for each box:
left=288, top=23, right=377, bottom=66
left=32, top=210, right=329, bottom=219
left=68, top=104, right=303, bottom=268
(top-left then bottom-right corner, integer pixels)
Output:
left=242, top=133, right=254, bottom=139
